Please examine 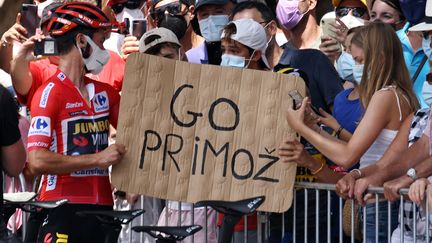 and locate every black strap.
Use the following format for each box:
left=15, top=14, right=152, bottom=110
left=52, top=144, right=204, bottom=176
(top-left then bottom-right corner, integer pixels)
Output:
left=412, top=55, right=428, bottom=84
